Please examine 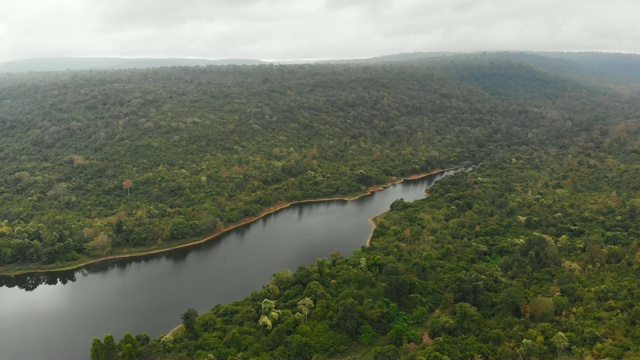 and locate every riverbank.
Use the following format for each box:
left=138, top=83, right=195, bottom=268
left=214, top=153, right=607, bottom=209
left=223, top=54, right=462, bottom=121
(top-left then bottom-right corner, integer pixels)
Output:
left=366, top=216, right=381, bottom=247
left=167, top=324, right=183, bottom=337
left=366, top=173, right=435, bottom=247
left=0, top=168, right=446, bottom=276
